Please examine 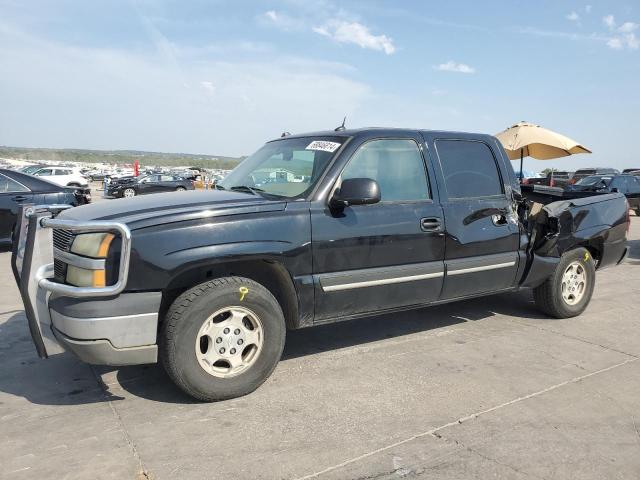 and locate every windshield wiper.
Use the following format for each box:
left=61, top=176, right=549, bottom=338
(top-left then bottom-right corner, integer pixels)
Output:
left=229, top=185, right=265, bottom=195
